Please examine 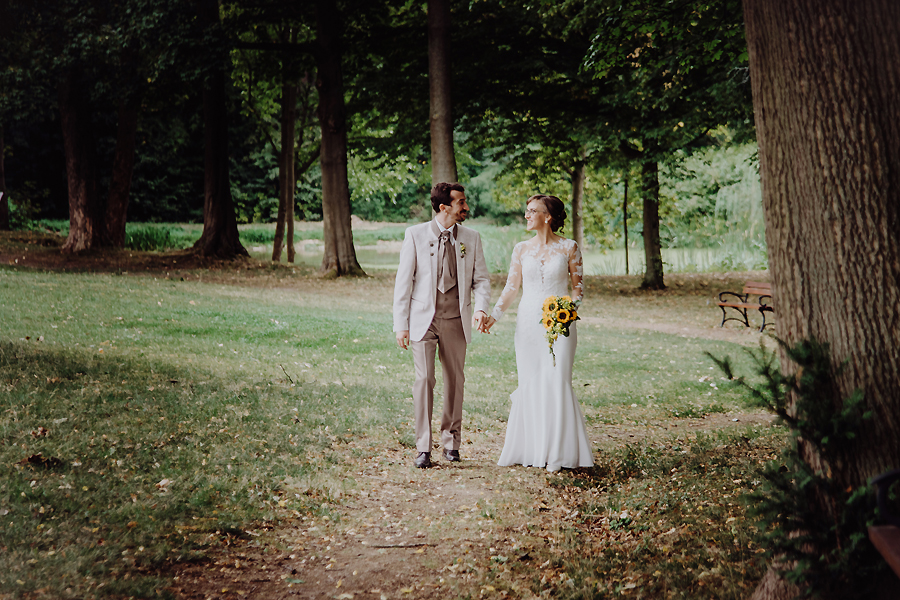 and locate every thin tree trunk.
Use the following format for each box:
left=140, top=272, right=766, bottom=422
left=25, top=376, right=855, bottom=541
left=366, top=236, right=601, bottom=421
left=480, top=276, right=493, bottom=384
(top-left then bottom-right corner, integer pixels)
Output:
left=640, top=160, right=664, bottom=289
left=570, top=148, right=586, bottom=249
left=59, top=68, right=101, bottom=253
left=623, top=176, right=628, bottom=276
left=273, top=81, right=297, bottom=263
left=104, top=99, right=139, bottom=248
left=0, top=124, right=8, bottom=230
left=192, top=0, right=248, bottom=259
left=315, top=0, right=364, bottom=277
left=285, top=190, right=295, bottom=263
left=427, top=0, right=457, bottom=184
left=744, top=0, right=900, bottom=597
